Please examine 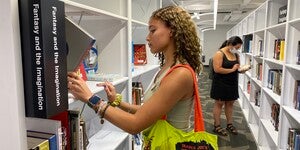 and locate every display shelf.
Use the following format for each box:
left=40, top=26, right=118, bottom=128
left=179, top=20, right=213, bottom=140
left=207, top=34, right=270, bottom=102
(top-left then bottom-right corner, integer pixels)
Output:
left=260, top=119, right=279, bottom=147
left=285, top=22, right=300, bottom=64
left=264, top=58, right=284, bottom=66
left=266, top=0, right=288, bottom=27
left=262, top=87, right=281, bottom=104
left=250, top=102, right=260, bottom=117
left=283, top=106, right=300, bottom=124
left=288, top=0, right=300, bottom=21
left=245, top=71, right=251, bottom=78
left=255, top=3, right=267, bottom=31
left=249, top=124, right=259, bottom=143
left=64, top=0, right=128, bottom=21
left=132, top=19, right=148, bottom=26
left=227, top=1, right=300, bottom=148
left=286, top=64, right=300, bottom=72
left=132, top=65, right=159, bottom=78
left=68, top=77, right=129, bottom=104
left=87, top=130, right=129, bottom=150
